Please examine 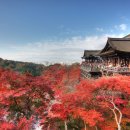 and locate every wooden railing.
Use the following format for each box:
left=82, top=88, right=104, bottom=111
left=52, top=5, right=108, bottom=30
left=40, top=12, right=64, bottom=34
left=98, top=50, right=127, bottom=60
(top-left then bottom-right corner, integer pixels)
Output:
left=102, top=66, right=130, bottom=73
left=81, top=63, right=130, bottom=73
